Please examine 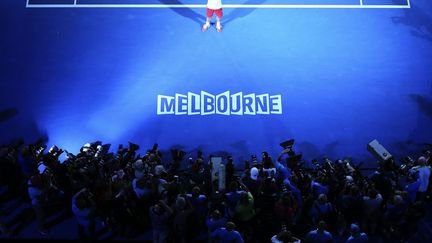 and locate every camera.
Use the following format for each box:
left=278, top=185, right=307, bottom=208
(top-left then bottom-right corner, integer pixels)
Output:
left=280, top=139, right=295, bottom=149
left=81, top=143, right=94, bottom=154
left=151, top=143, right=158, bottom=152
left=280, top=139, right=303, bottom=167
left=399, top=156, right=416, bottom=175
left=48, top=145, right=64, bottom=157
left=36, top=145, right=47, bottom=156
left=64, top=150, right=76, bottom=159
left=128, top=142, right=140, bottom=152
left=311, top=159, right=320, bottom=167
